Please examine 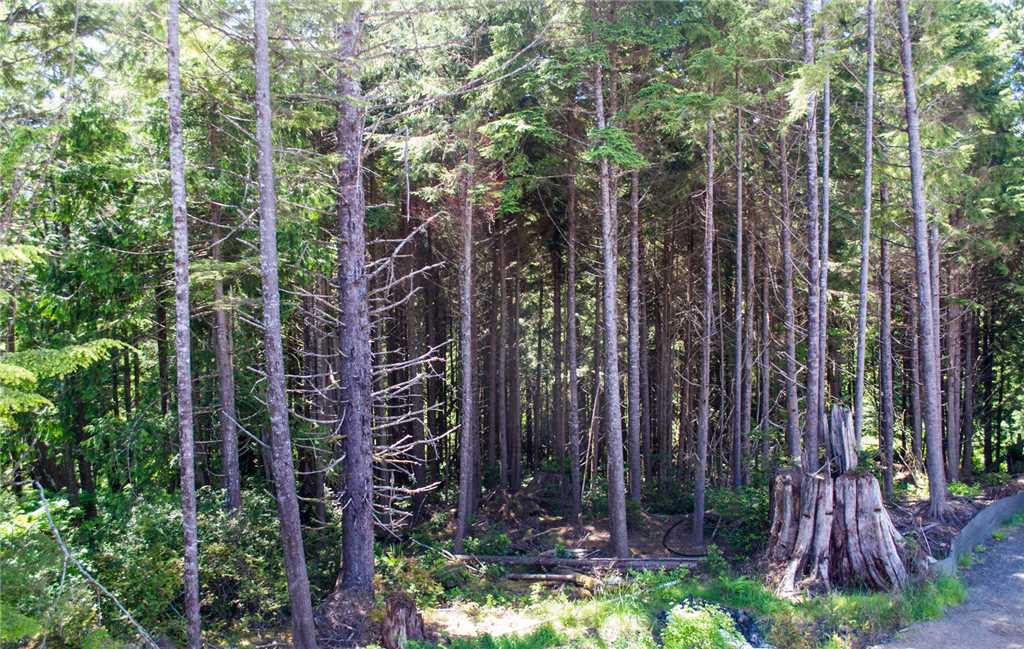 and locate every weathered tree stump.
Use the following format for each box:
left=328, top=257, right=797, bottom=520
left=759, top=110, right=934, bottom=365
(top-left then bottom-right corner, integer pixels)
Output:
left=826, top=405, right=859, bottom=474
left=768, top=466, right=906, bottom=596
left=381, top=592, right=428, bottom=649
